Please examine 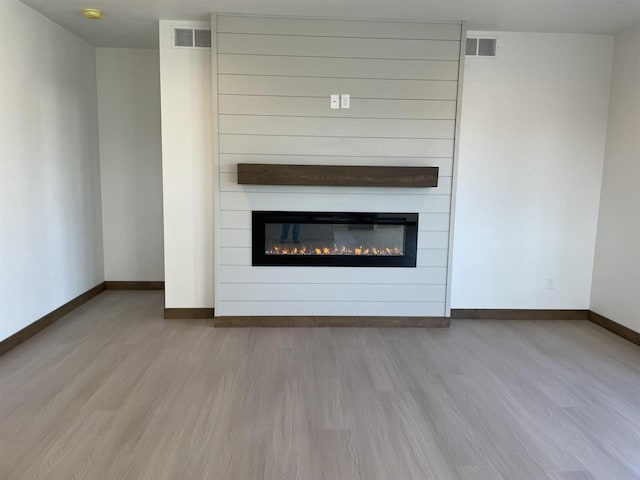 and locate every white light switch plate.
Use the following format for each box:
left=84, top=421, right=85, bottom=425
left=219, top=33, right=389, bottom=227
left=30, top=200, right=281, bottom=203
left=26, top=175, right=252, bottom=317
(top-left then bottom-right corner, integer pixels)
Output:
left=330, top=94, right=340, bottom=109
left=341, top=94, right=350, bottom=109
